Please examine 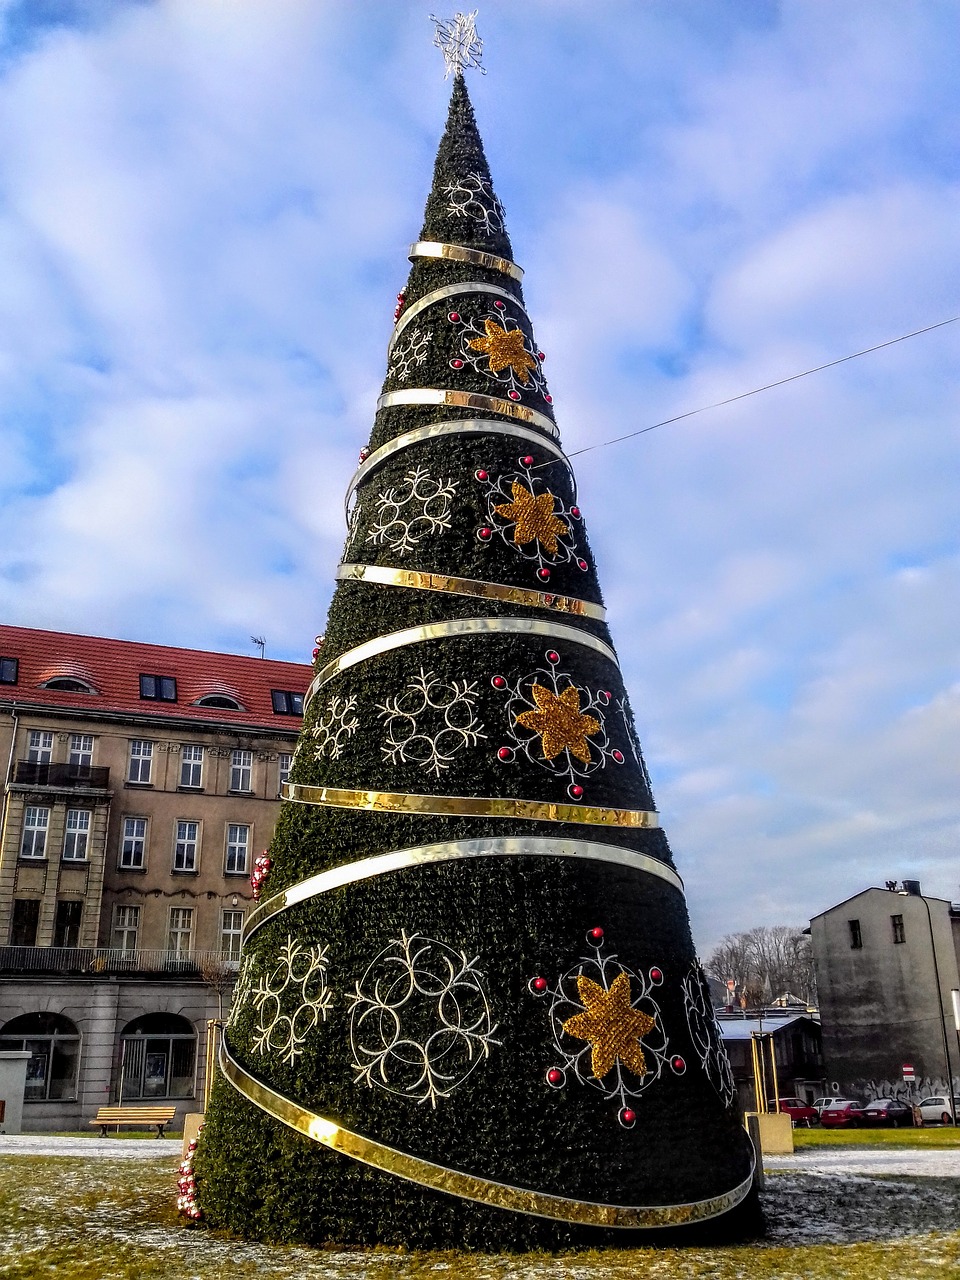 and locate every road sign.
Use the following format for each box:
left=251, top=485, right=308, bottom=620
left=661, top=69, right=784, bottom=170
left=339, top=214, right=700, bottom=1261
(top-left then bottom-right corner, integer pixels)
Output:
left=902, top=1062, right=916, bottom=1081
